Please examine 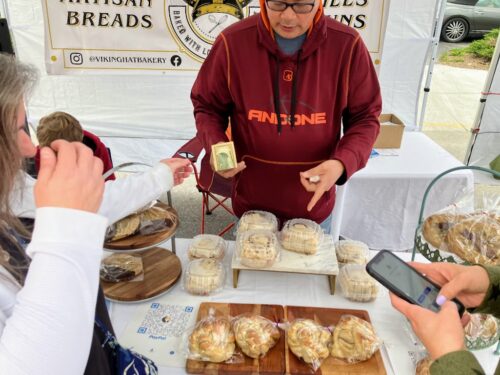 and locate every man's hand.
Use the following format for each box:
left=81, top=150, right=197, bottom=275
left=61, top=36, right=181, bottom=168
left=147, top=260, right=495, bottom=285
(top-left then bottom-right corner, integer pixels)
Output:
left=210, top=146, right=246, bottom=178
left=300, top=159, right=345, bottom=211
left=35, top=140, right=104, bottom=213
left=160, top=158, right=193, bottom=186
